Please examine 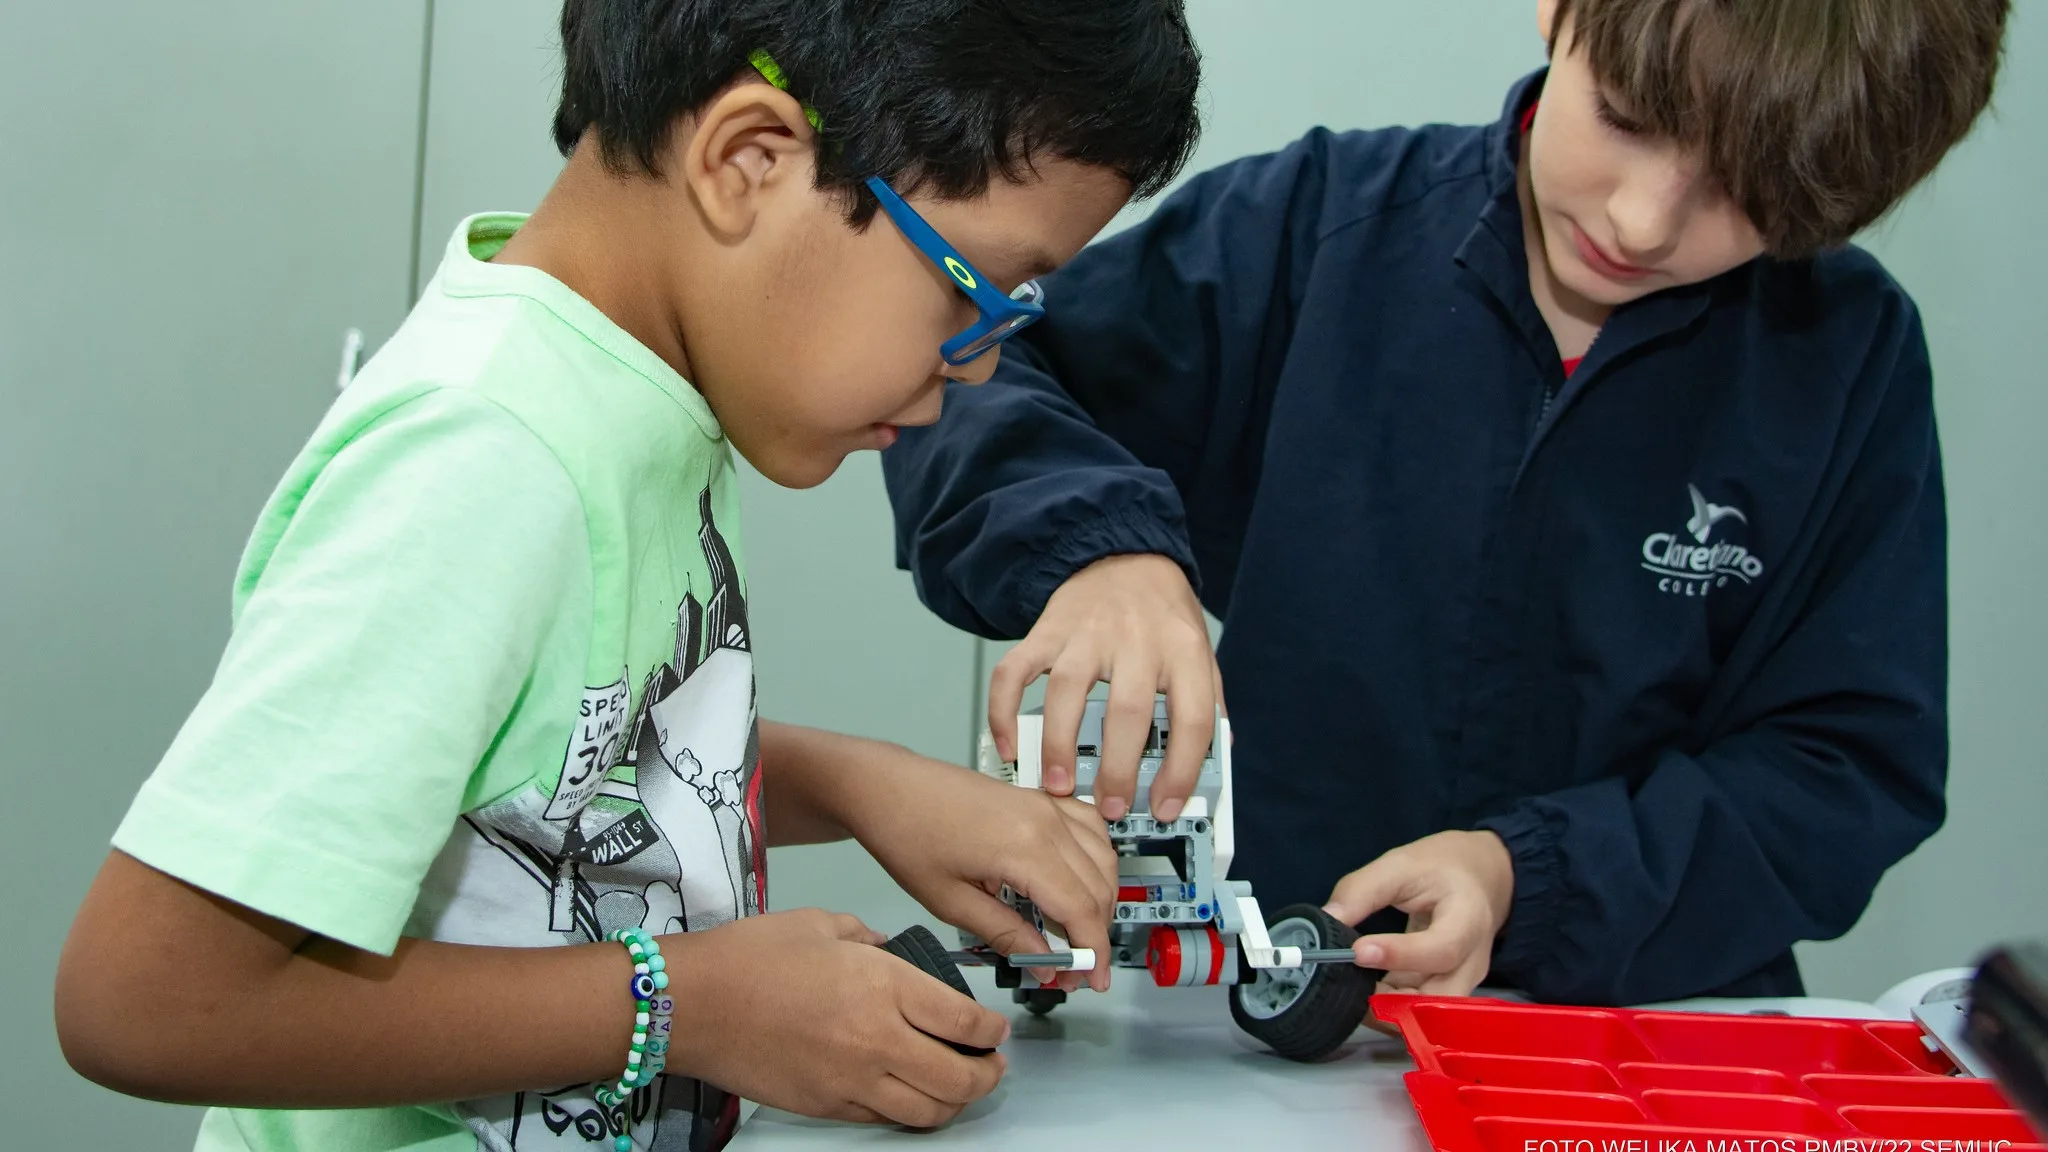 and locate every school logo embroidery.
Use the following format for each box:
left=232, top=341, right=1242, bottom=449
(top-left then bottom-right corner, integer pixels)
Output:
left=1642, top=484, right=1764, bottom=597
